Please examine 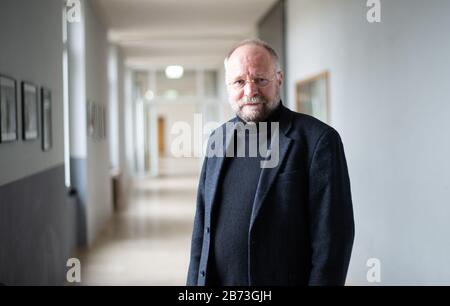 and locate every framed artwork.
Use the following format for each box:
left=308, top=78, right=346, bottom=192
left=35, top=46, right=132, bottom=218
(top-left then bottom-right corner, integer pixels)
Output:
left=97, top=104, right=102, bottom=140
left=102, top=105, right=106, bottom=139
left=41, top=87, right=52, bottom=151
left=87, top=100, right=94, bottom=137
left=86, top=101, right=106, bottom=140
left=21, top=82, right=39, bottom=140
left=99, top=104, right=106, bottom=139
left=0, top=75, right=18, bottom=142
left=93, top=102, right=99, bottom=139
left=296, top=71, right=330, bottom=123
